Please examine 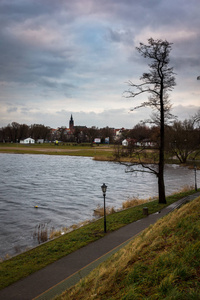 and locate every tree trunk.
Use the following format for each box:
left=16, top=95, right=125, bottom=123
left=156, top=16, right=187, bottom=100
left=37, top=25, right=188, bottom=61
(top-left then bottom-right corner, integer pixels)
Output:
left=158, top=85, right=167, bottom=204
left=158, top=164, right=166, bottom=203
left=158, top=127, right=166, bottom=203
